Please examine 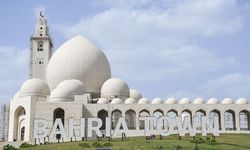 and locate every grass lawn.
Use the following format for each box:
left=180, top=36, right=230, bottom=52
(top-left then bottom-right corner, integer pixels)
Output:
left=18, top=134, right=250, bottom=150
